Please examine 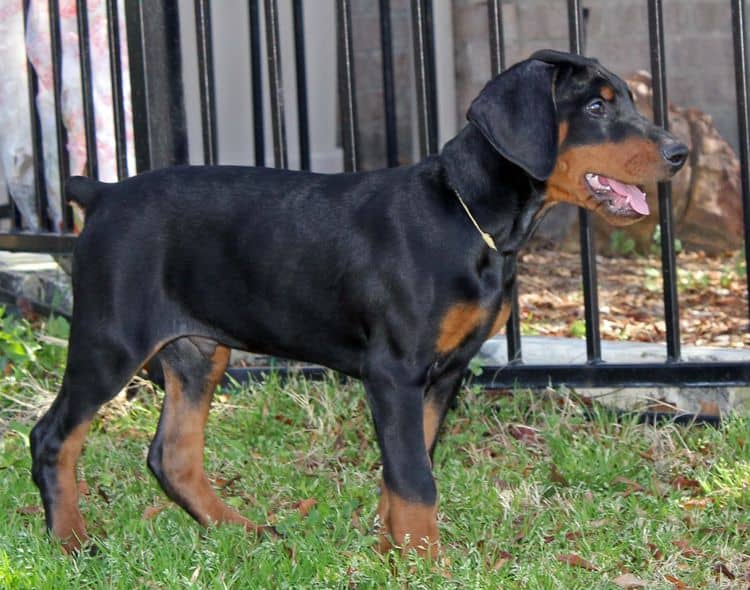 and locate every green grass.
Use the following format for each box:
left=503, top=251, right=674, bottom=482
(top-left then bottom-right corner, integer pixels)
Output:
left=0, top=323, right=748, bottom=588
